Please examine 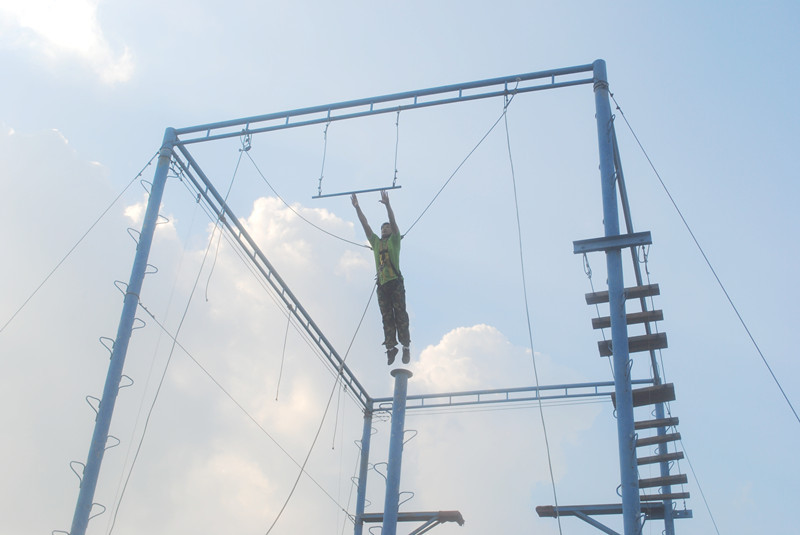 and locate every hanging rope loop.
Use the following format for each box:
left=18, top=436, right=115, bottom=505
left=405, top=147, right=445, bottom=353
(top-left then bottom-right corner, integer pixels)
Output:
left=318, top=121, right=331, bottom=196
left=392, top=110, right=401, bottom=186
